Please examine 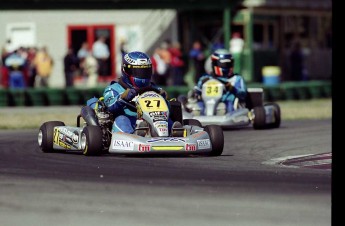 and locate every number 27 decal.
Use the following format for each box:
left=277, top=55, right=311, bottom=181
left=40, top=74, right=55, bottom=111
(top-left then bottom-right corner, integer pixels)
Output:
left=144, top=100, right=160, bottom=107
